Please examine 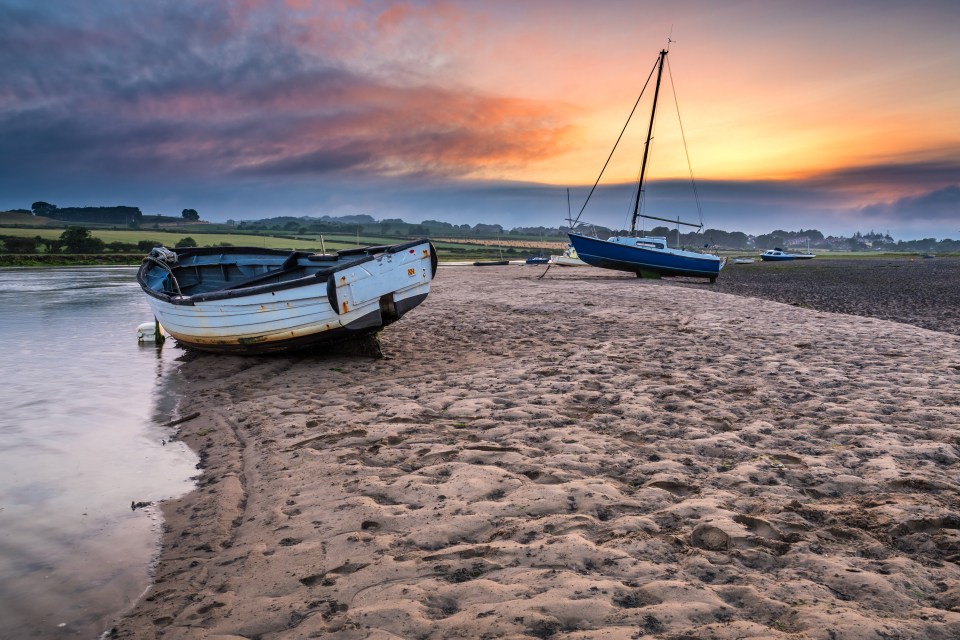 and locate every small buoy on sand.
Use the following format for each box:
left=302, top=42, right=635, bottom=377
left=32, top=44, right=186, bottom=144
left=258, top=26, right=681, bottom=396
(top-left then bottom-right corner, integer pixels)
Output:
left=137, top=320, right=165, bottom=344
